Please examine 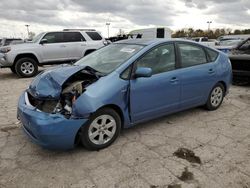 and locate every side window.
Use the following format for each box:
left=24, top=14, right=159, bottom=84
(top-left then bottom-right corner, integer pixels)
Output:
left=178, top=43, right=207, bottom=68
left=86, top=32, right=103, bottom=41
left=136, top=44, right=176, bottom=75
left=42, top=32, right=63, bottom=43
left=63, top=32, right=85, bottom=42
left=206, top=48, right=218, bottom=62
